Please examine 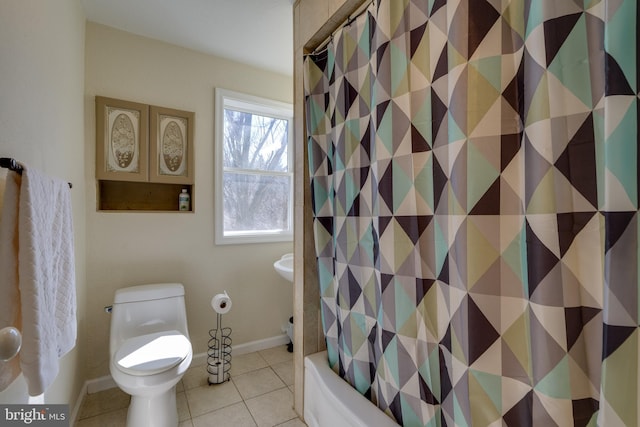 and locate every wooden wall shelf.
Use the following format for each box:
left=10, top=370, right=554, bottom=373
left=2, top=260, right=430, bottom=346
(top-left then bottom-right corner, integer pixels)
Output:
left=95, top=96, right=196, bottom=212
left=98, top=181, right=194, bottom=212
